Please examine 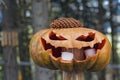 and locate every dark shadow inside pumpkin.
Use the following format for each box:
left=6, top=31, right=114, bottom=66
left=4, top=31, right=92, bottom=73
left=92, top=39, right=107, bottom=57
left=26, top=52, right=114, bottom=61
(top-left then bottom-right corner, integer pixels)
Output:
left=49, top=31, right=67, bottom=40
left=76, top=32, right=95, bottom=42
left=41, top=37, right=106, bottom=61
